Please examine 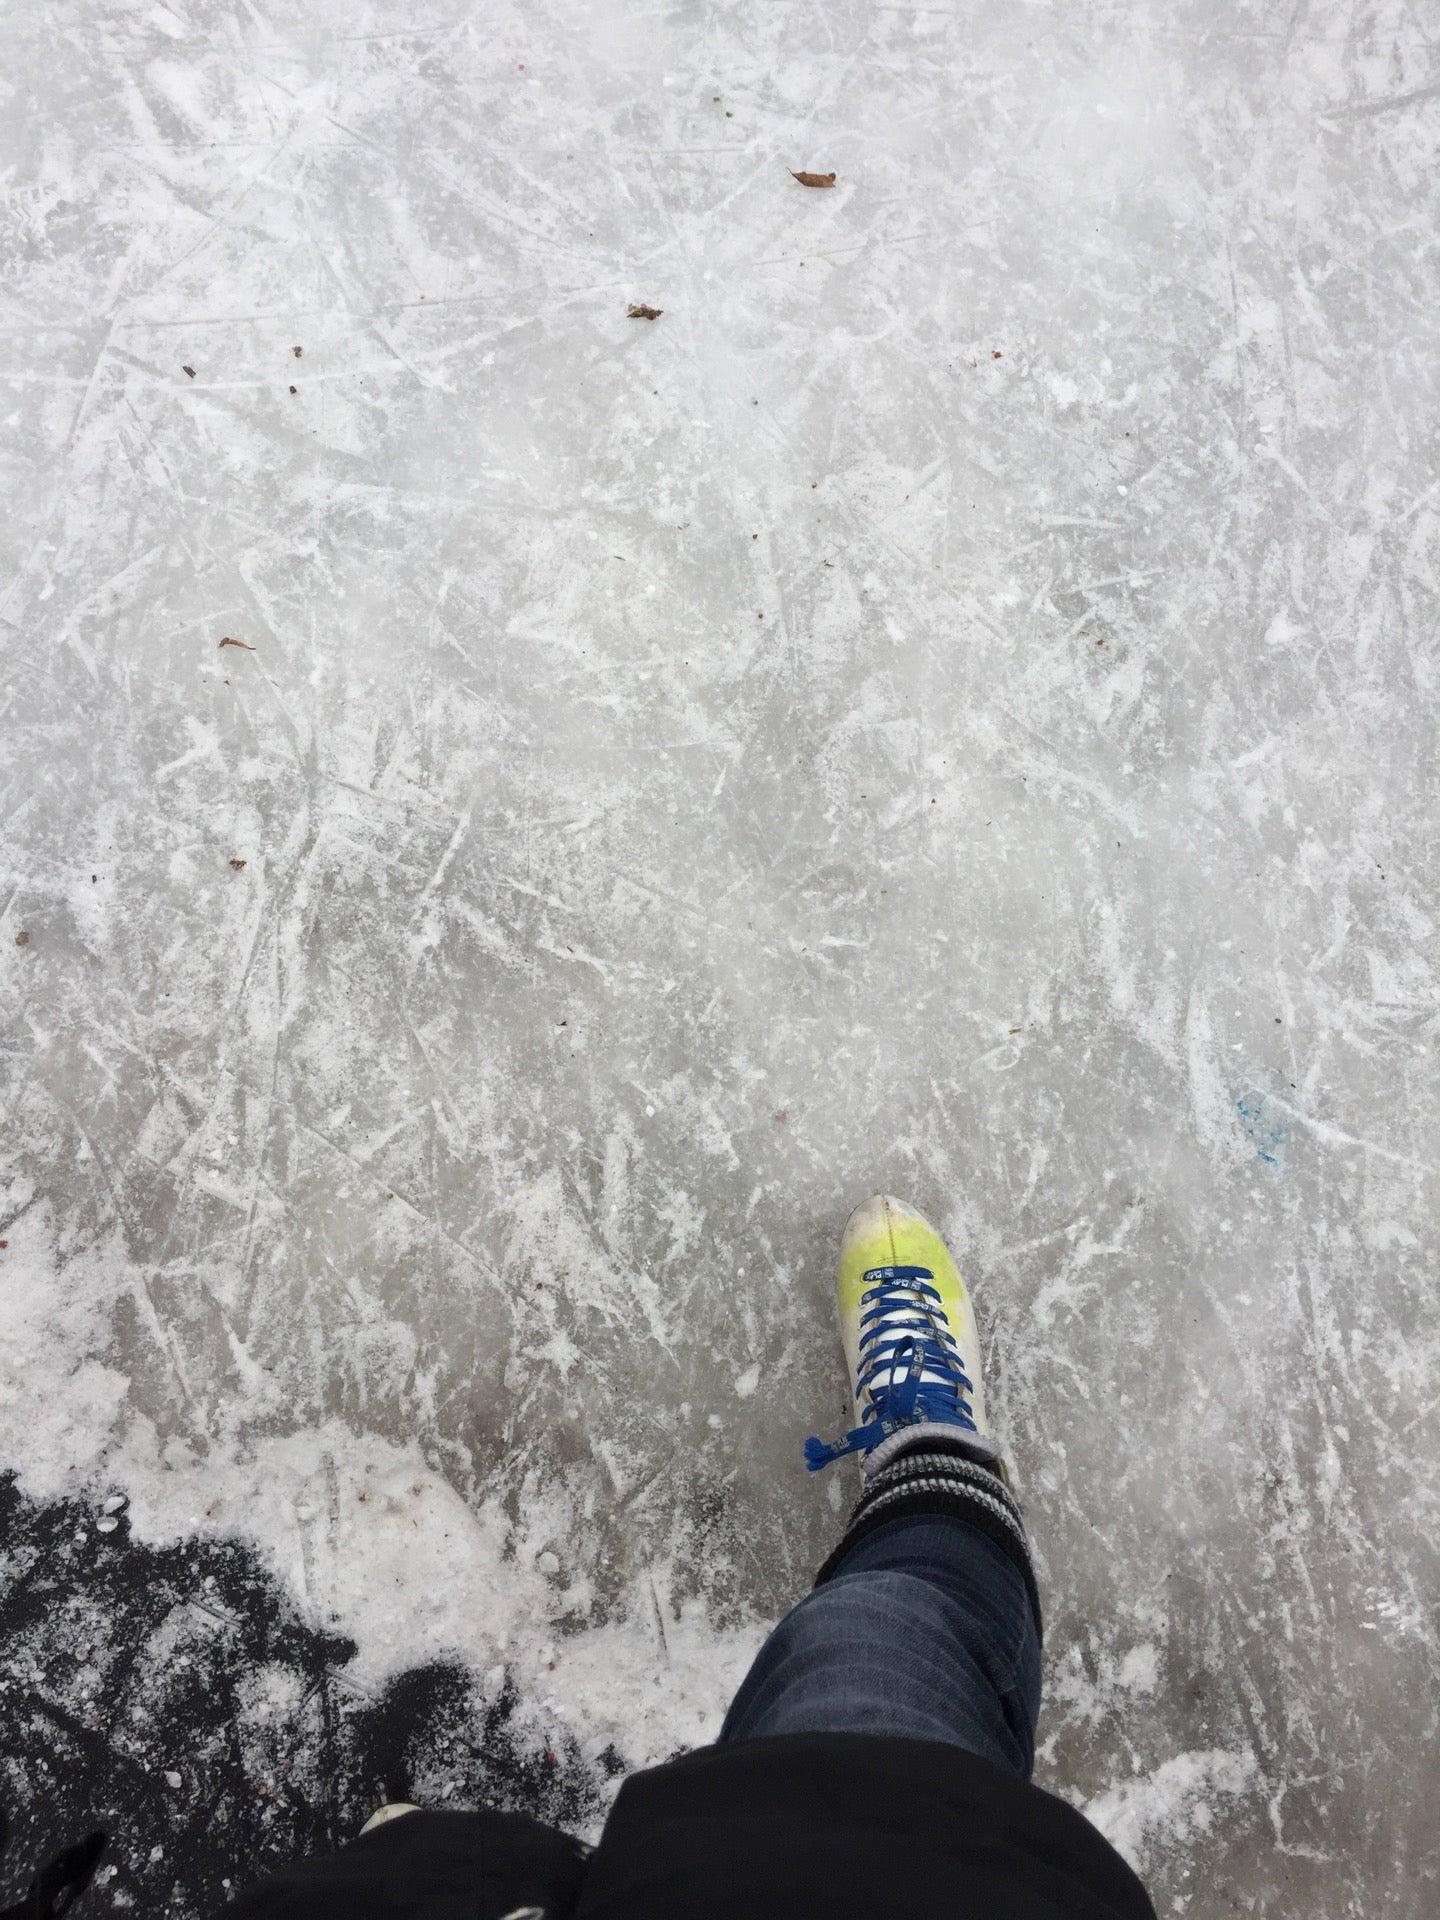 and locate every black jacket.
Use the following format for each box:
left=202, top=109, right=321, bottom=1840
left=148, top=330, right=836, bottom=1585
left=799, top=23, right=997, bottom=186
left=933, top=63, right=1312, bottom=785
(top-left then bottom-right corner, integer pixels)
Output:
left=224, top=1733, right=1156, bottom=1920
